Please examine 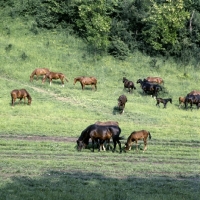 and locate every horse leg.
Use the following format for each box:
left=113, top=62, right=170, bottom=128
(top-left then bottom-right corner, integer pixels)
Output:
left=81, top=83, right=84, bottom=90
left=143, top=138, right=147, bottom=152
left=61, top=78, right=64, bottom=87
left=135, top=140, right=138, bottom=152
left=112, top=140, right=117, bottom=152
